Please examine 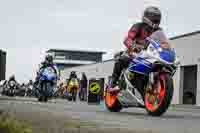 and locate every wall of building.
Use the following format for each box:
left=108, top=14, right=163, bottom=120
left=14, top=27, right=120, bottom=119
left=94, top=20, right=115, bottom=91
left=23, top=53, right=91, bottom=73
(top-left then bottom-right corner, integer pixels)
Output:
left=170, top=33, right=200, bottom=66
left=169, top=33, right=200, bottom=105
left=0, top=50, right=6, bottom=81
left=48, top=50, right=104, bottom=63
left=61, top=60, right=114, bottom=83
left=61, top=32, right=200, bottom=105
